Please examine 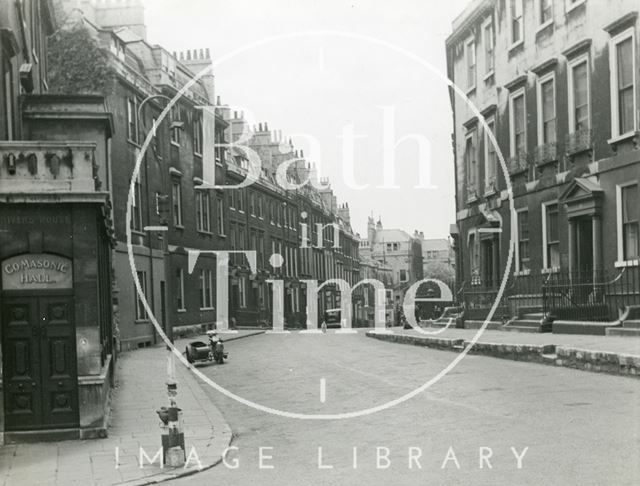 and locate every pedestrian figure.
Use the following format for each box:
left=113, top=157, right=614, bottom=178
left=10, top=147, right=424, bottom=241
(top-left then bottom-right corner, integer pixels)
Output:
left=321, top=321, right=327, bottom=333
